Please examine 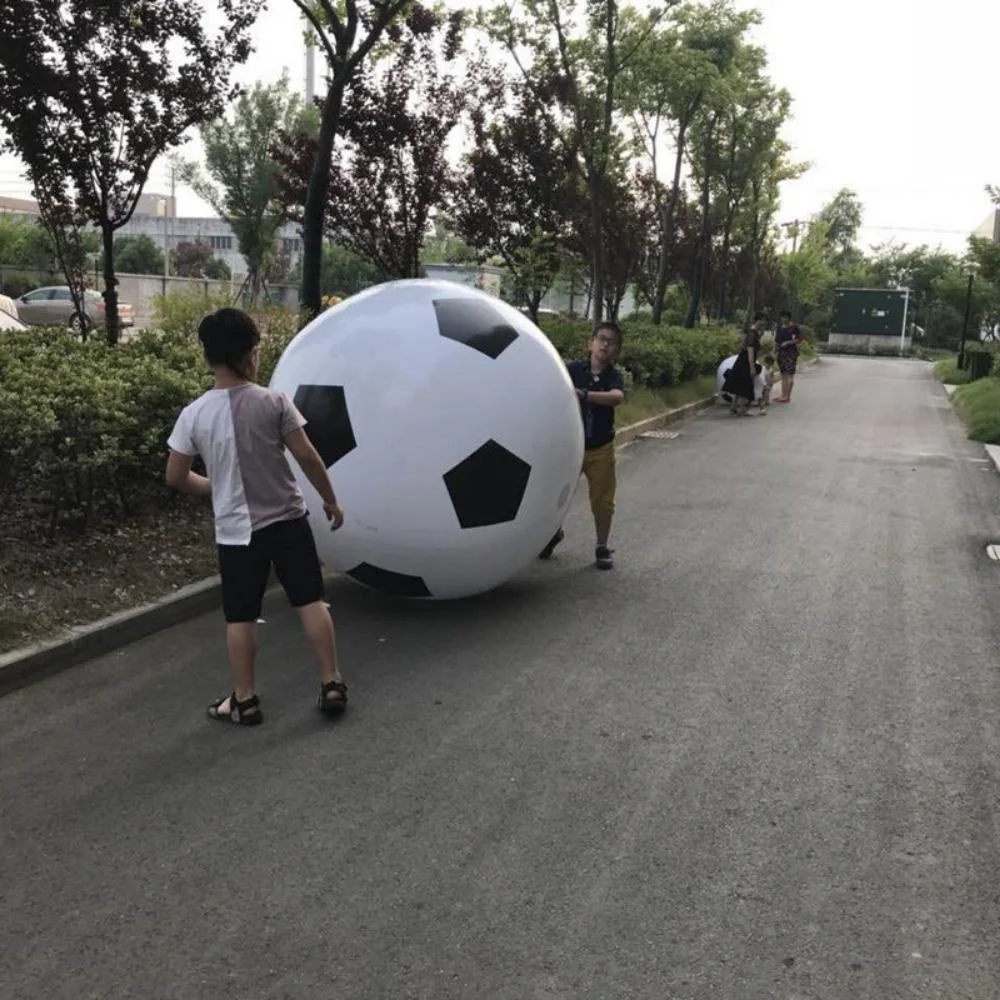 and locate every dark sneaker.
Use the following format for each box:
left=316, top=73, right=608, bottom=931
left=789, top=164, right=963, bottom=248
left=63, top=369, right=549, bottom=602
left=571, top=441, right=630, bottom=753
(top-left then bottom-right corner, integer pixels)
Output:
left=538, top=528, right=565, bottom=560
left=595, top=546, right=614, bottom=570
